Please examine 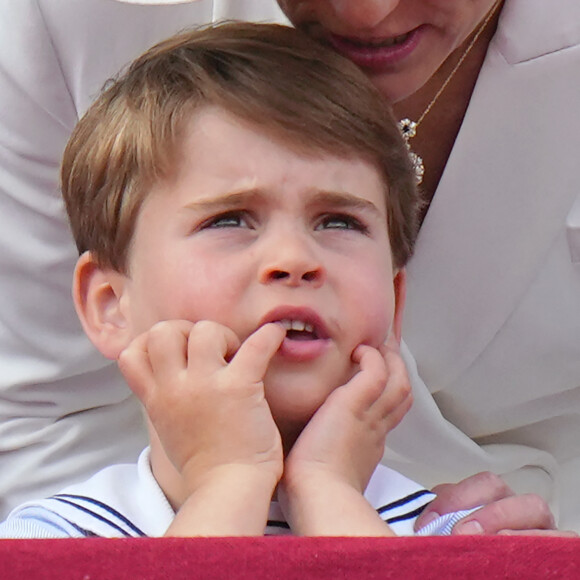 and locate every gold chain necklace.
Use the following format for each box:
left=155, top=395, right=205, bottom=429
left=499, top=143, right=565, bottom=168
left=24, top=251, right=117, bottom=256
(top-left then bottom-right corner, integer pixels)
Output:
left=399, top=0, right=502, bottom=184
